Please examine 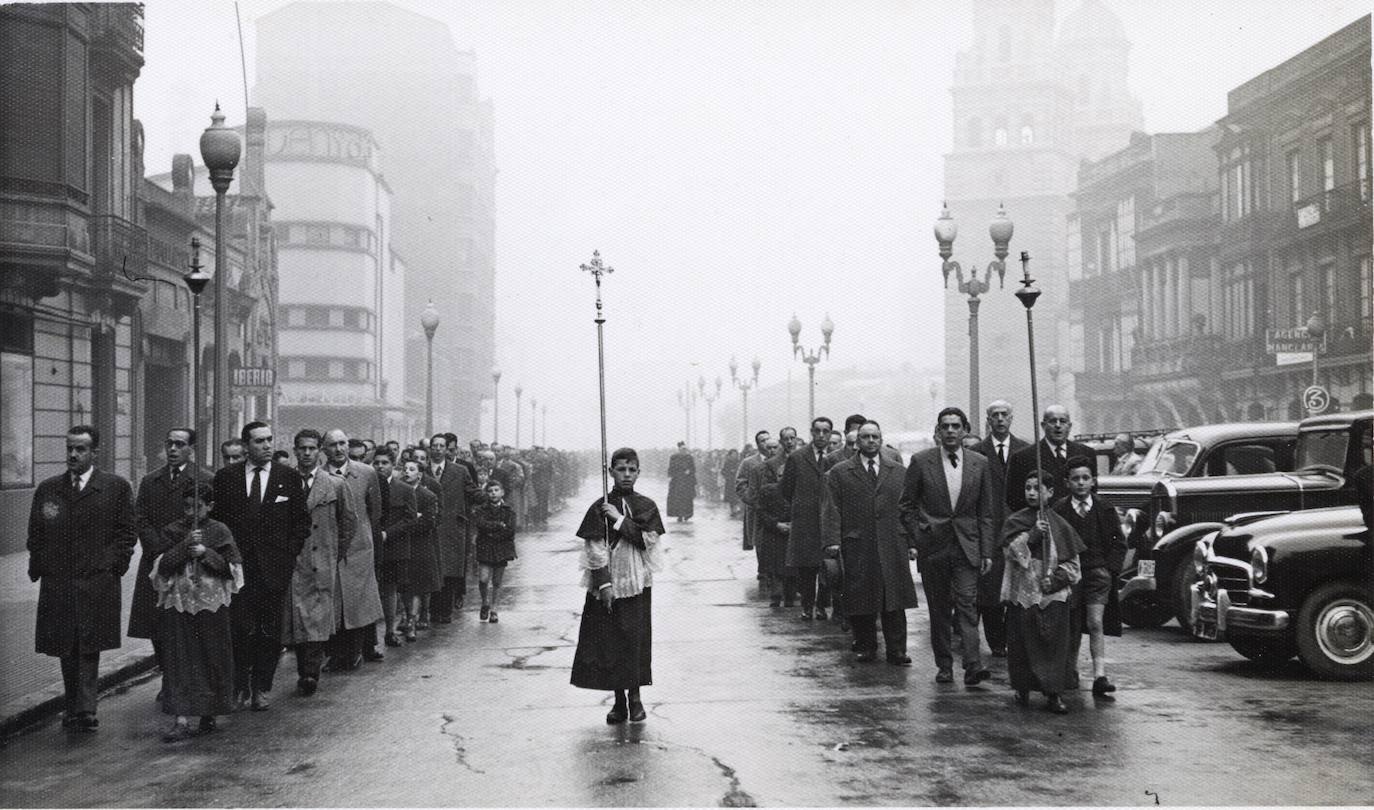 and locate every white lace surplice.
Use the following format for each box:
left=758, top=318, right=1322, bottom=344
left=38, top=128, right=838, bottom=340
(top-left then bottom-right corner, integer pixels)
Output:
left=151, top=556, right=245, bottom=614
left=579, top=497, right=663, bottom=599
